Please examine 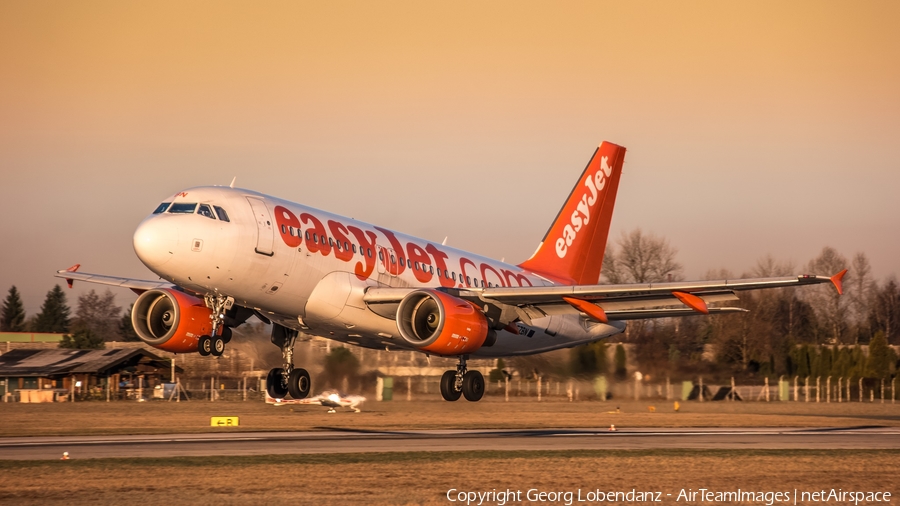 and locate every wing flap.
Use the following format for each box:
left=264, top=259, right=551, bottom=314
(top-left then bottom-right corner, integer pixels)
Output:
left=480, top=274, right=837, bottom=305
